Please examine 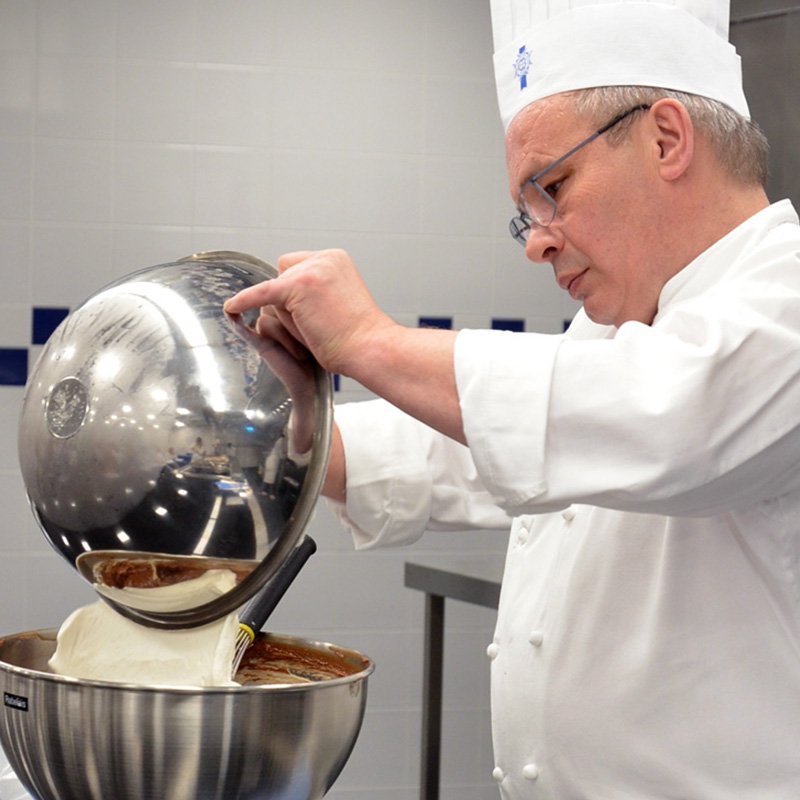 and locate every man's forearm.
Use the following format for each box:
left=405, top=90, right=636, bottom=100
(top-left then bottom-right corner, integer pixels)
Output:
left=346, top=325, right=465, bottom=446
left=321, top=424, right=346, bottom=501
